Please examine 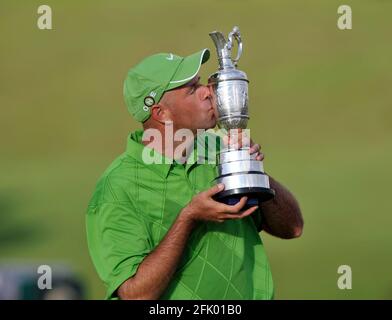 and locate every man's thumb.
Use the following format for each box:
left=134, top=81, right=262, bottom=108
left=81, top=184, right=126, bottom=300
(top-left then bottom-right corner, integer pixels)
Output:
left=206, top=183, right=225, bottom=197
